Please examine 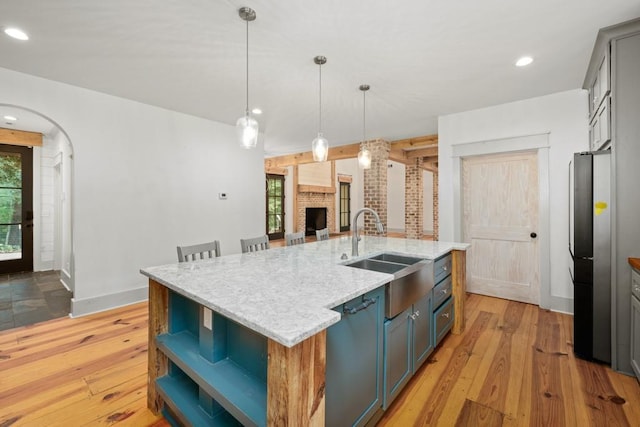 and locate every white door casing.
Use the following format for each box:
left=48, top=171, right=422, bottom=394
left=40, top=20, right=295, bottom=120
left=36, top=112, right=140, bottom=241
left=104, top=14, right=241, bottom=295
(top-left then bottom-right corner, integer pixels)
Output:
left=462, top=150, right=540, bottom=304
